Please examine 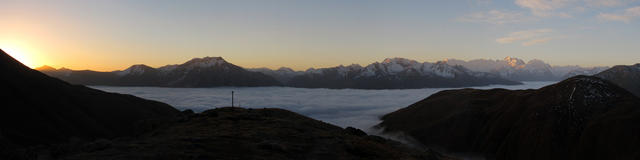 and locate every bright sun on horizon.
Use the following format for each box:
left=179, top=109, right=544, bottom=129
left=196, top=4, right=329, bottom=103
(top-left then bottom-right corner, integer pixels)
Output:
left=1, top=46, right=36, bottom=68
